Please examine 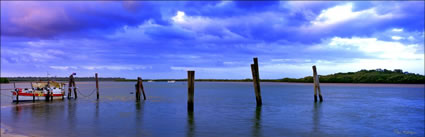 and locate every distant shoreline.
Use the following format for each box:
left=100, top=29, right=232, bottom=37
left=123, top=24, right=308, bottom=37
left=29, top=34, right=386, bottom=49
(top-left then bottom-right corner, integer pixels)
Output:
left=2, top=69, right=424, bottom=84
left=2, top=79, right=424, bottom=84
